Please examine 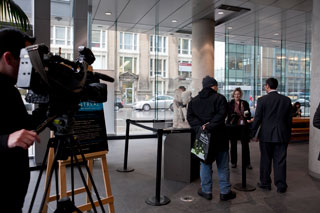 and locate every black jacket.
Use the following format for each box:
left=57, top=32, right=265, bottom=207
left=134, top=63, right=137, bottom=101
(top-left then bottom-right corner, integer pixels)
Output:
left=226, top=99, right=251, bottom=125
left=251, top=91, right=292, bottom=143
left=187, top=87, right=228, bottom=163
left=226, top=99, right=251, bottom=141
left=0, top=74, right=45, bottom=210
left=314, top=102, right=320, bottom=129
